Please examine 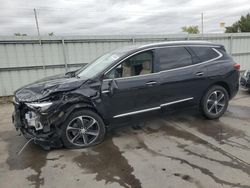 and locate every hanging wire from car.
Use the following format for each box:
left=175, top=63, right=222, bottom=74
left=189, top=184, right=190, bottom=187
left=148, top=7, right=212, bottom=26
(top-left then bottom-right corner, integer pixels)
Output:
left=17, top=138, right=35, bottom=155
